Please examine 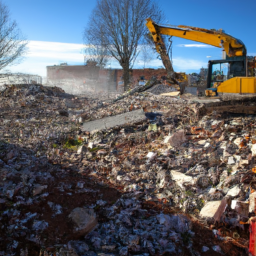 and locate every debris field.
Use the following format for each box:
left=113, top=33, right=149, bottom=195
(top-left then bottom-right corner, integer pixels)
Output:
left=0, top=83, right=255, bottom=256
